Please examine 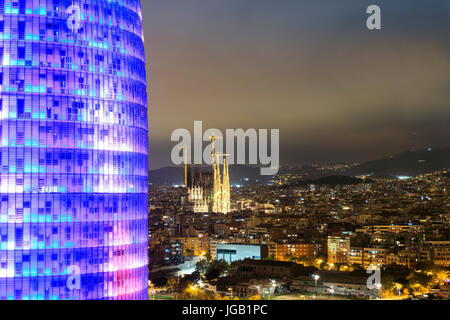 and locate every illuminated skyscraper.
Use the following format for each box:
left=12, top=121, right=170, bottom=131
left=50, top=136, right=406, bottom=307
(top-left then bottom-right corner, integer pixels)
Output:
left=0, top=0, right=148, bottom=299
